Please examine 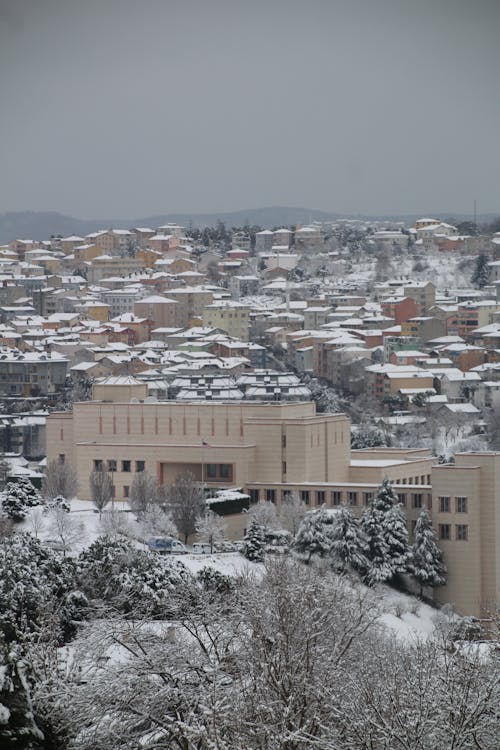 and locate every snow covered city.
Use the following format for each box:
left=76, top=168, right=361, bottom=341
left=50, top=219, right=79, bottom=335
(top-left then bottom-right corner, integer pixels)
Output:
left=0, top=1, right=498, bottom=748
